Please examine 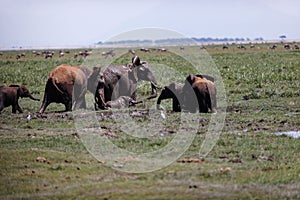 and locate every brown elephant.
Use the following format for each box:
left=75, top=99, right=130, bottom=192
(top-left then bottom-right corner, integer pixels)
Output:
left=182, top=74, right=217, bottom=113
left=156, top=74, right=214, bottom=112
left=39, top=64, right=92, bottom=113
left=0, top=85, right=40, bottom=113
left=196, top=74, right=215, bottom=83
